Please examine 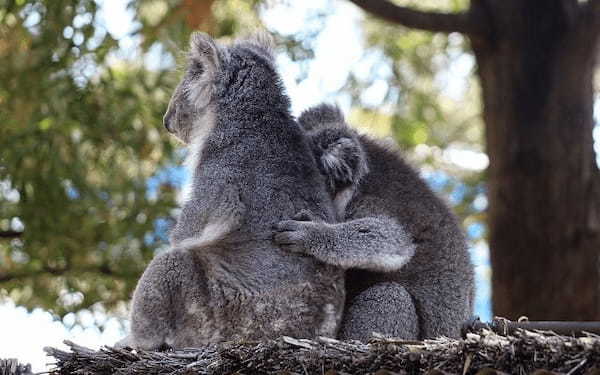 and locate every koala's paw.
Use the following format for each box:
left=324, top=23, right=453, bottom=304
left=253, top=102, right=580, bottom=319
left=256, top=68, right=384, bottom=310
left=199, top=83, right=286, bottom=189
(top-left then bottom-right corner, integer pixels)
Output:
left=273, top=212, right=320, bottom=254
